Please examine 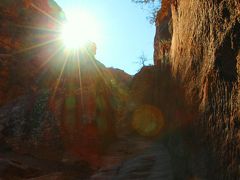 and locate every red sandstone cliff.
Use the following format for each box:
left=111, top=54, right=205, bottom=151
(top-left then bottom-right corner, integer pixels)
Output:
left=154, top=0, right=240, bottom=179
left=0, top=1, right=130, bottom=169
left=0, top=0, right=64, bottom=106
